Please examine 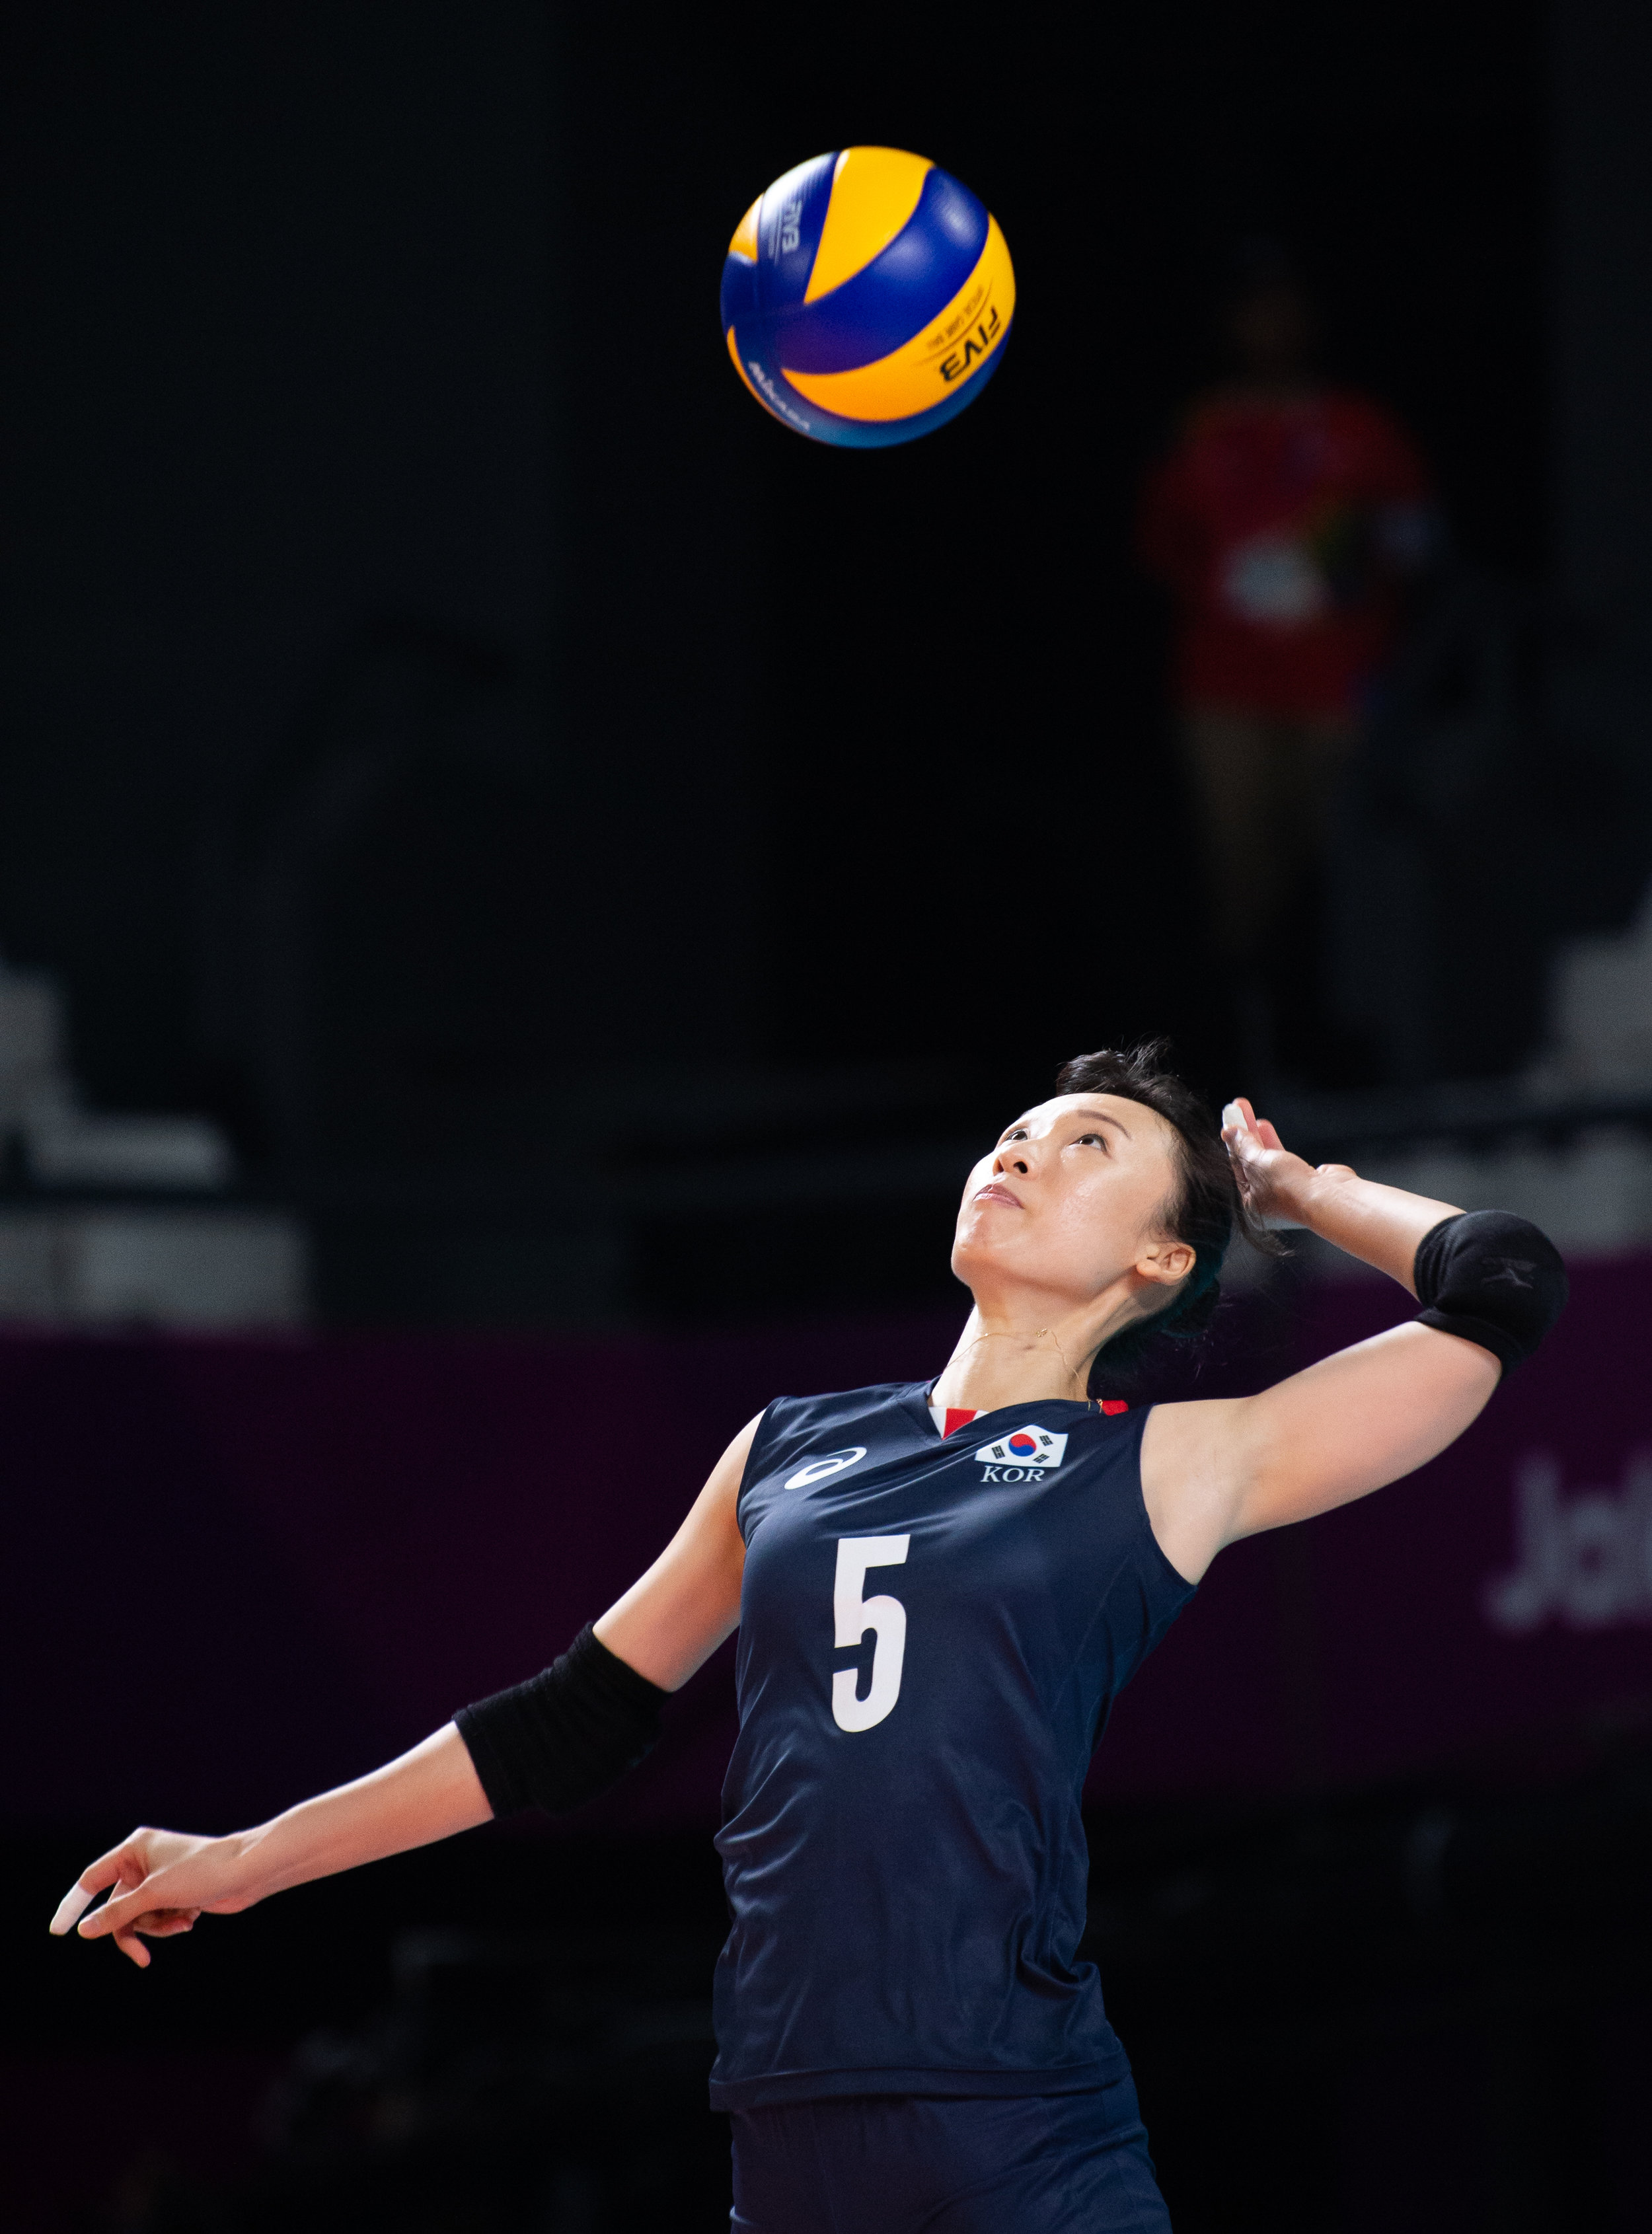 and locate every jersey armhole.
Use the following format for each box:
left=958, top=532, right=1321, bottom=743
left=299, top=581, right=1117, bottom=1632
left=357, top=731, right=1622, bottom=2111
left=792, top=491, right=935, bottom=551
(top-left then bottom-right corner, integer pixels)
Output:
left=1130, top=1404, right=1200, bottom=1600
left=733, top=1399, right=784, bottom=1545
